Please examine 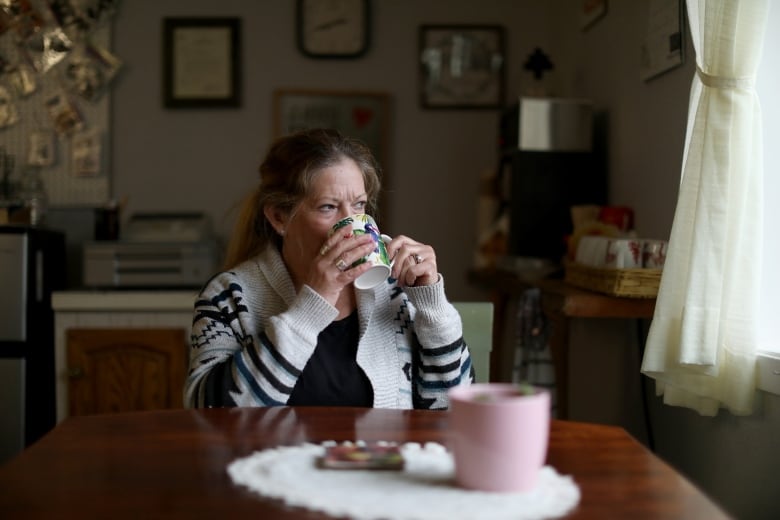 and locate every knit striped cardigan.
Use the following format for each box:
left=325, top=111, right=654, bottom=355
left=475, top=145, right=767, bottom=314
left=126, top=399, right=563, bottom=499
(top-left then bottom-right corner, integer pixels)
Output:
left=184, top=246, right=473, bottom=409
